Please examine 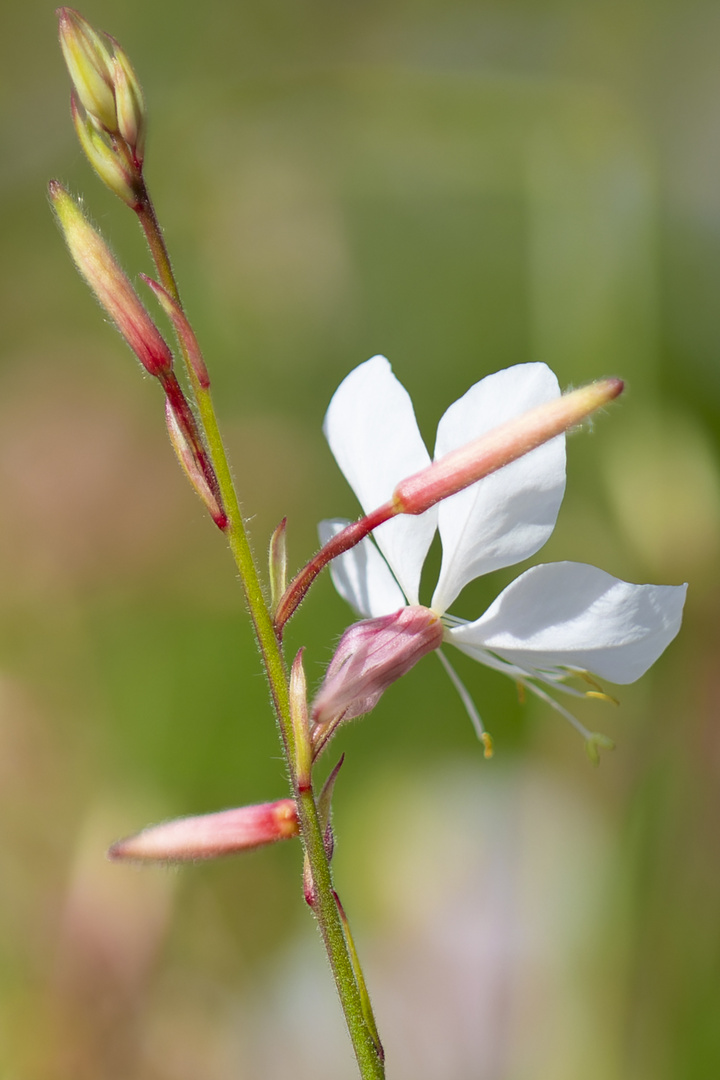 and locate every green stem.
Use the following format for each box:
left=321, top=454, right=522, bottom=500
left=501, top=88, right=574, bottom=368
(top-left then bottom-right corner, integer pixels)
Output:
left=136, top=185, right=384, bottom=1080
